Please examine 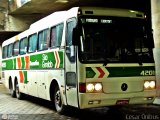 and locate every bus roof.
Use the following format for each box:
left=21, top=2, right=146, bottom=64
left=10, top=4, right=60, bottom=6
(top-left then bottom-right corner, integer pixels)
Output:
left=2, top=6, right=144, bottom=47
left=29, top=7, right=79, bottom=31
